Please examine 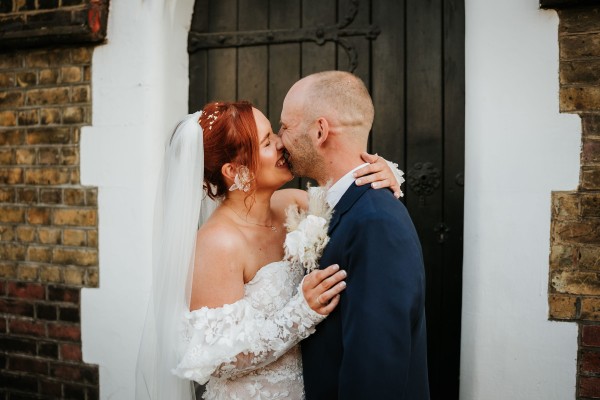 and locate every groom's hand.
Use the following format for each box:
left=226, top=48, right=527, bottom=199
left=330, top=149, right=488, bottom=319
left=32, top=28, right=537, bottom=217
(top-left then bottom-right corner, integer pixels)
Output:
left=302, top=264, right=347, bottom=315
